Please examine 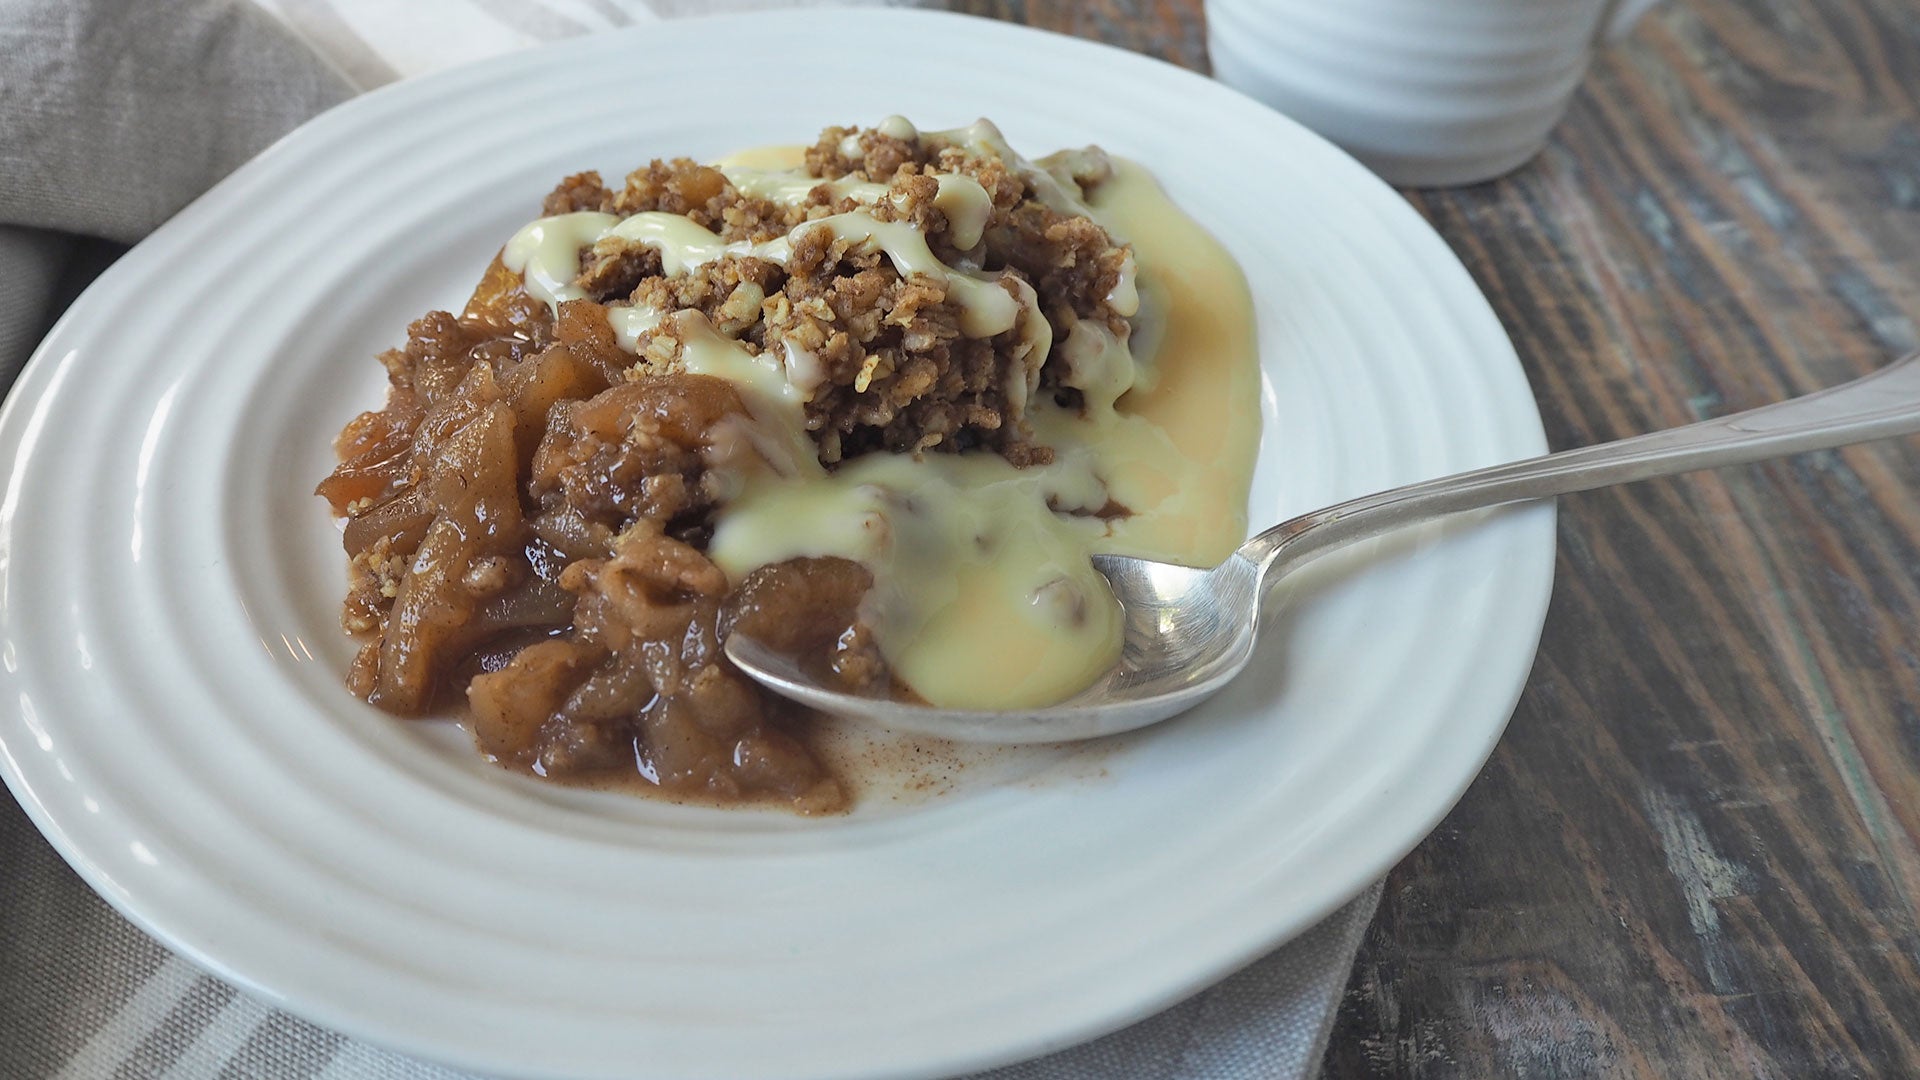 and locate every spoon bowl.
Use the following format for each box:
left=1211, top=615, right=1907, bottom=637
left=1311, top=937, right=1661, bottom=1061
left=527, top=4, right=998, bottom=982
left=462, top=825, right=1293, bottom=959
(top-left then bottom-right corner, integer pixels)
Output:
left=727, top=351, right=1920, bottom=742
left=727, top=554, right=1261, bottom=743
